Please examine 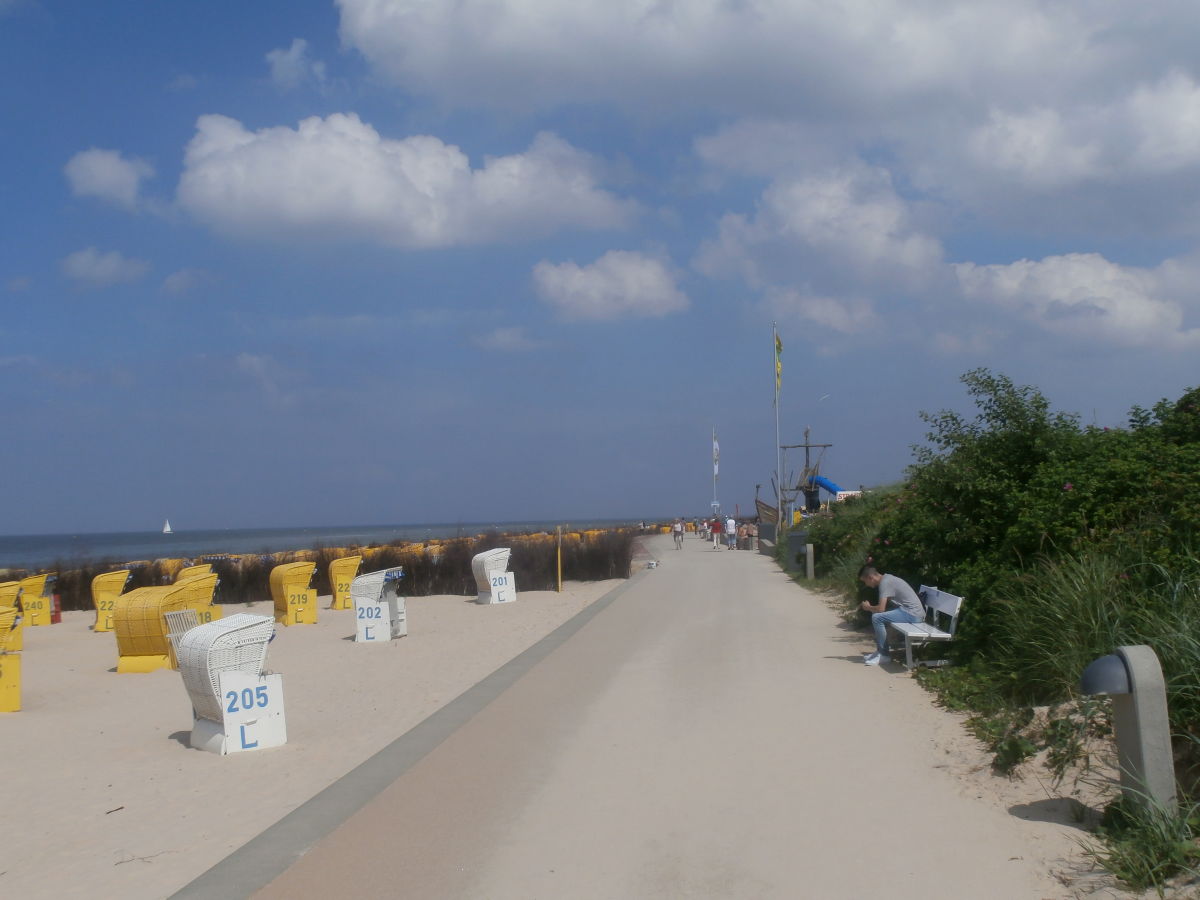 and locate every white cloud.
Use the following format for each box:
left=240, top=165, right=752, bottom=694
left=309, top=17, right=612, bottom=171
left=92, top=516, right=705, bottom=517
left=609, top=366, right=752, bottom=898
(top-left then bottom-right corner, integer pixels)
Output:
left=64, top=148, right=154, bottom=210
left=1124, top=70, right=1200, bottom=174
left=167, top=73, right=199, bottom=92
left=338, top=1, right=1200, bottom=237
left=471, top=326, right=543, bottom=351
left=162, top=268, right=210, bottom=294
left=697, top=164, right=943, bottom=291
left=7, top=276, right=32, bottom=292
left=762, top=288, right=879, bottom=336
left=336, top=0, right=1112, bottom=116
left=533, top=250, right=688, bottom=321
left=962, top=72, right=1200, bottom=189
left=955, top=253, right=1200, bottom=349
left=234, top=352, right=296, bottom=407
left=177, top=113, right=632, bottom=247
left=966, top=107, right=1104, bottom=188
left=266, top=38, right=326, bottom=90
left=694, top=119, right=849, bottom=178
left=61, top=248, right=150, bottom=287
